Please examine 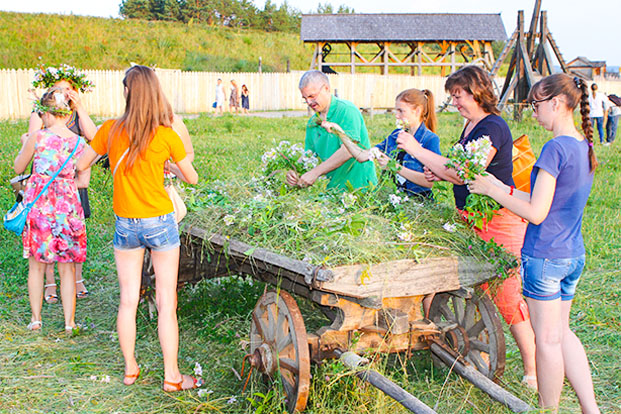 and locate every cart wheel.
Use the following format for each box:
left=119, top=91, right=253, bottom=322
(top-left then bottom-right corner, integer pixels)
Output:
left=250, top=290, right=310, bottom=413
left=428, top=290, right=506, bottom=380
